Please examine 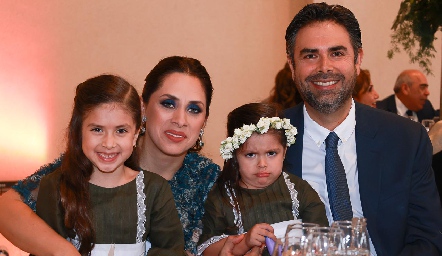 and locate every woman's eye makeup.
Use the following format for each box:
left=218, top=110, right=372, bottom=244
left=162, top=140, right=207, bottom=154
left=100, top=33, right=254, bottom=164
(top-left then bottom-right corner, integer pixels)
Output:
left=187, top=103, right=202, bottom=114
left=159, top=96, right=204, bottom=115
left=160, top=99, right=176, bottom=109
